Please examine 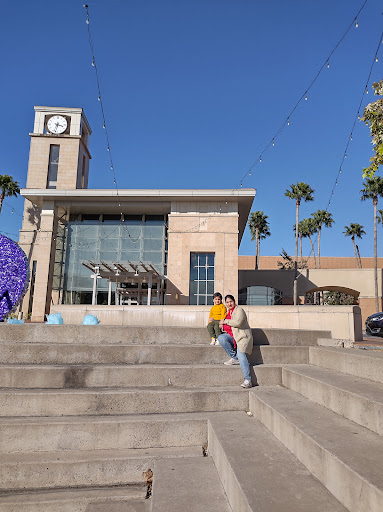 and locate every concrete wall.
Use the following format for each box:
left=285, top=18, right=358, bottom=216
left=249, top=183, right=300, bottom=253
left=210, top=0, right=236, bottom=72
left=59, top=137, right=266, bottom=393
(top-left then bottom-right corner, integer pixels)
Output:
left=239, top=268, right=382, bottom=323
left=166, top=201, right=239, bottom=304
left=50, top=304, right=362, bottom=341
